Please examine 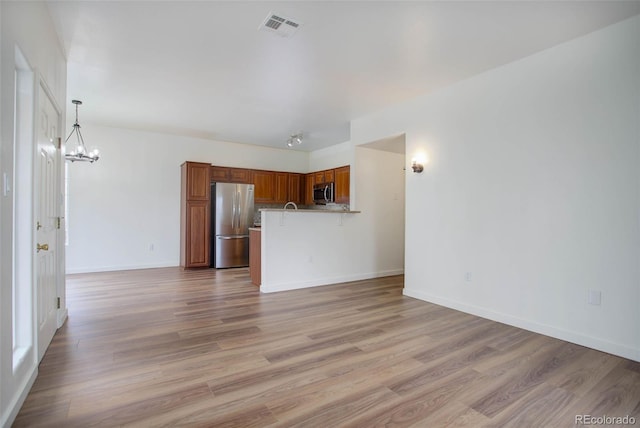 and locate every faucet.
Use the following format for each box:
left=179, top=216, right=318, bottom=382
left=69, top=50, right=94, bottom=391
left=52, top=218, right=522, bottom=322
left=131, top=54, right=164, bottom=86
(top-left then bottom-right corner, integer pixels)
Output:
left=283, top=201, right=298, bottom=210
